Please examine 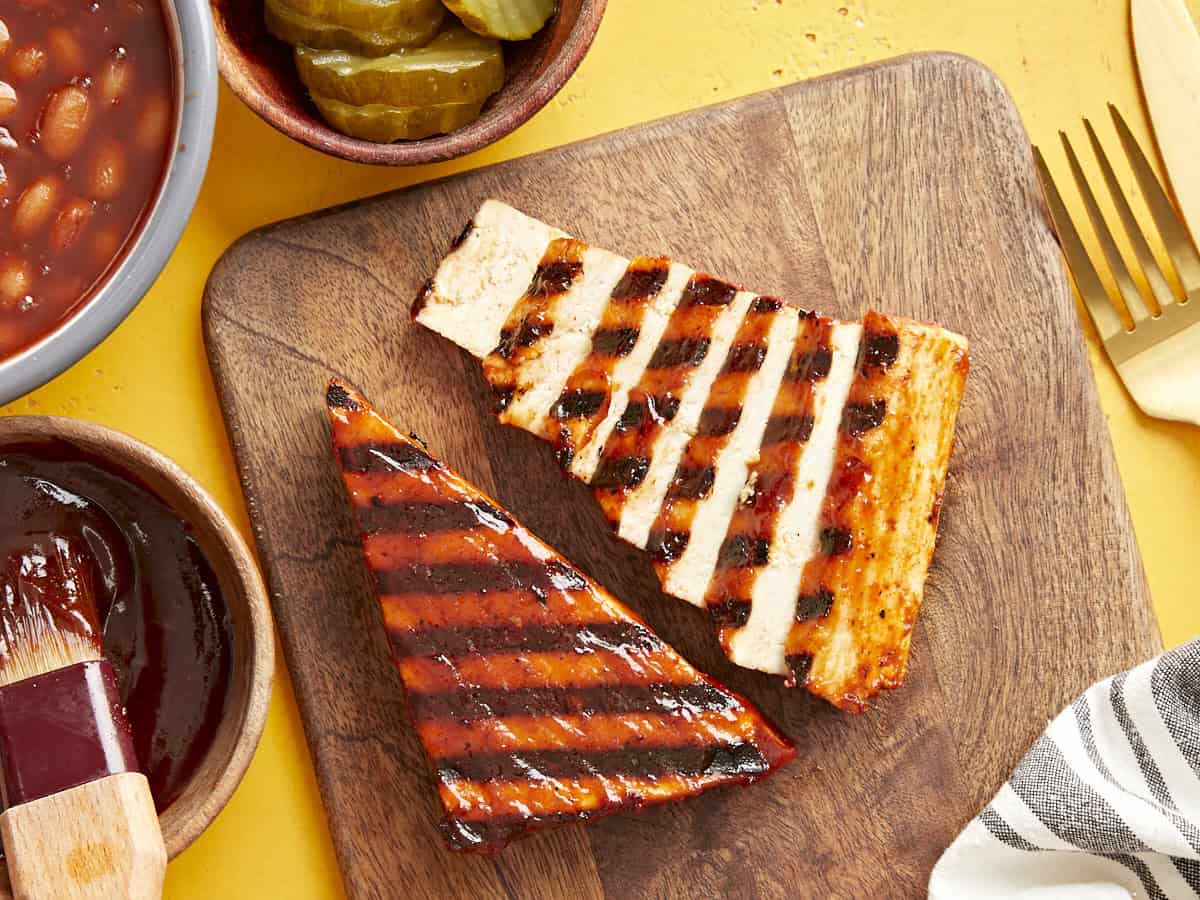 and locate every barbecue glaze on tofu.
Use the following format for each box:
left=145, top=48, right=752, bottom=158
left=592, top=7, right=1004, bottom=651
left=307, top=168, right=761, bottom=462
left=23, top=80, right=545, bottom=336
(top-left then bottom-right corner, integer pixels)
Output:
left=413, top=201, right=970, bottom=712
left=327, top=380, right=796, bottom=852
